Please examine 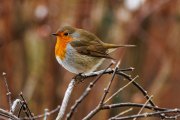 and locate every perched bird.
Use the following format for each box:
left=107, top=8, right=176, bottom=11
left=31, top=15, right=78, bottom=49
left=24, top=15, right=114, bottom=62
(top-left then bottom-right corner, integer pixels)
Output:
left=52, top=26, right=134, bottom=74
